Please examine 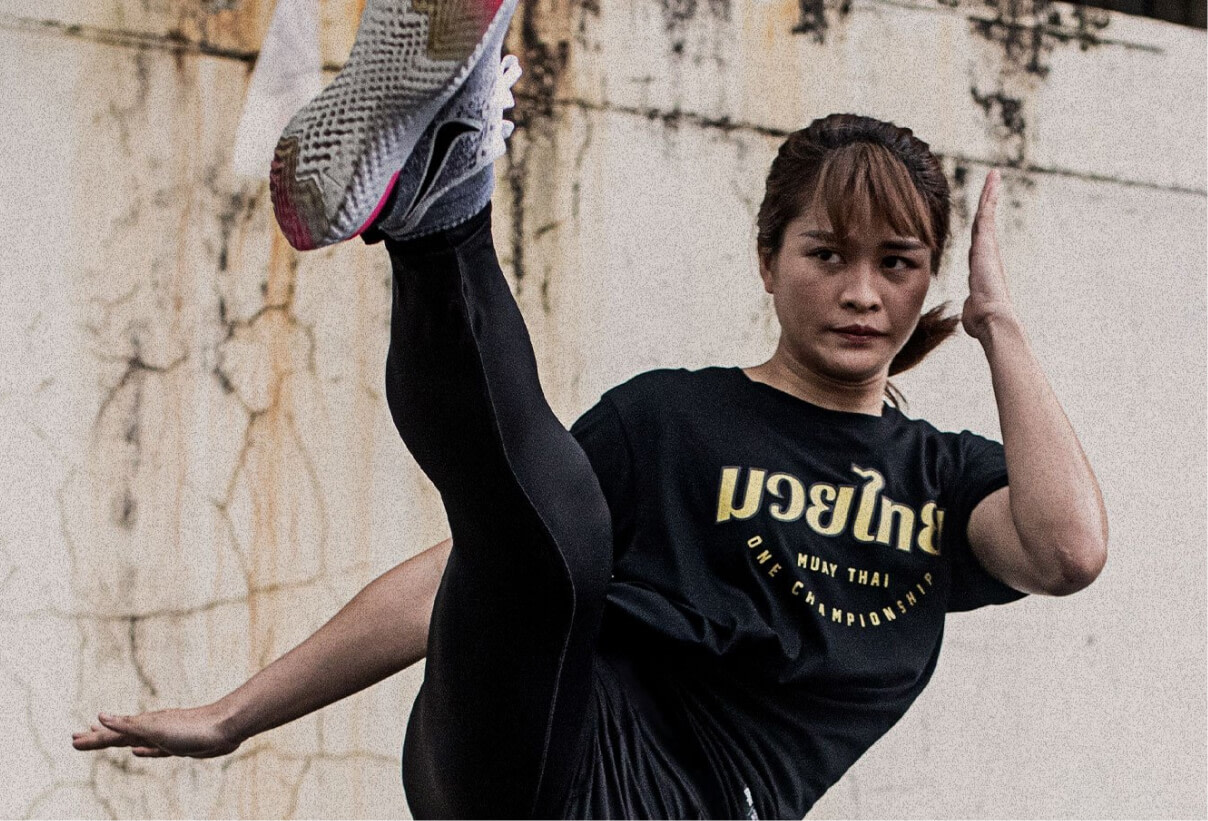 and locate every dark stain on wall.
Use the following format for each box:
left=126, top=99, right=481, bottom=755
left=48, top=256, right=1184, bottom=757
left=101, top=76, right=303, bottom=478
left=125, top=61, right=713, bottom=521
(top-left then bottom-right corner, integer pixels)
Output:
left=971, top=1, right=1051, bottom=77
left=513, top=4, right=569, bottom=129
left=103, top=50, right=152, bottom=157
left=15, top=16, right=258, bottom=65
left=94, top=343, right=188, bottom=533
left=966, top=87, right=1024, bottom=141
left=950, top=161, right=971, bottom=223
left=660, top=0, right=734, bottom=51
left=118, top=490, right=138, bottom=530
left=1052, top=3, right=1113, bottom=50
left=964, top=0, right=1114, bottom=170
left=127, top=616, right=159, bottom=698
left=969, top=0, right=1112, bottom=79
left=794, top=0, right=851, bottom=43
left=213, top=191, right=260, bottom=274
left=505, top=156, right=530, bottom=282
left=969, top=86, right=1027, bottom=166
left=506, top=0, right=572, bottom=284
